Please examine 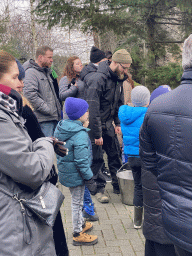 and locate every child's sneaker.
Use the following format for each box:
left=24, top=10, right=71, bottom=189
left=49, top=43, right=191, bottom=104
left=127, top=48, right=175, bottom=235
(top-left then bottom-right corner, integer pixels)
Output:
left=82, top=222, right=93, bottom=232
left=83, top=209, right=99, bottom=221
left=73, top=232, right=98, bottom=246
